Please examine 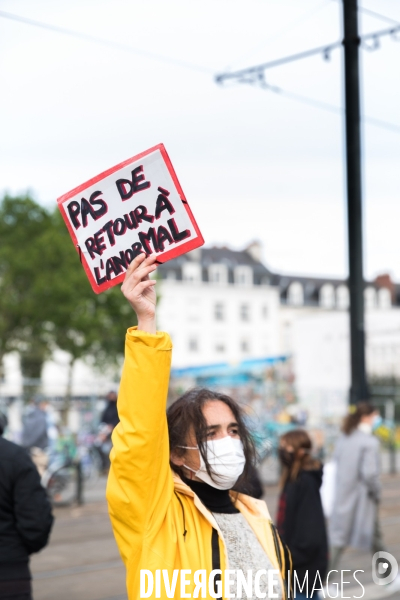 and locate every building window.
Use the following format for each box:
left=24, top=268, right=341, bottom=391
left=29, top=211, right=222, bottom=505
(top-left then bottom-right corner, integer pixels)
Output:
left=287, top=282, right=304, bottom=306
left=214, top=302, right=225, bottom=321
left=182, top=263, right=201, bottom=283
left=188, top=337, right=198, bottom=352
left=240, top=304, right=250, bottom=321
left=336, top=285, right=349, bottom=309
left=378, top=287, right=391, bottom=309
left=215, top=342, right=225, bottom=353
left=262, top=305, right=268, bottom=318
left=364, top=287, right=376, bottom=309
left=240, top=339, right=250, bottom=353
left=234, top=266, right=253, bottom=286
left=319, top=284, right=335, bottom=309
left=209, top=264, right=228, bottom=285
